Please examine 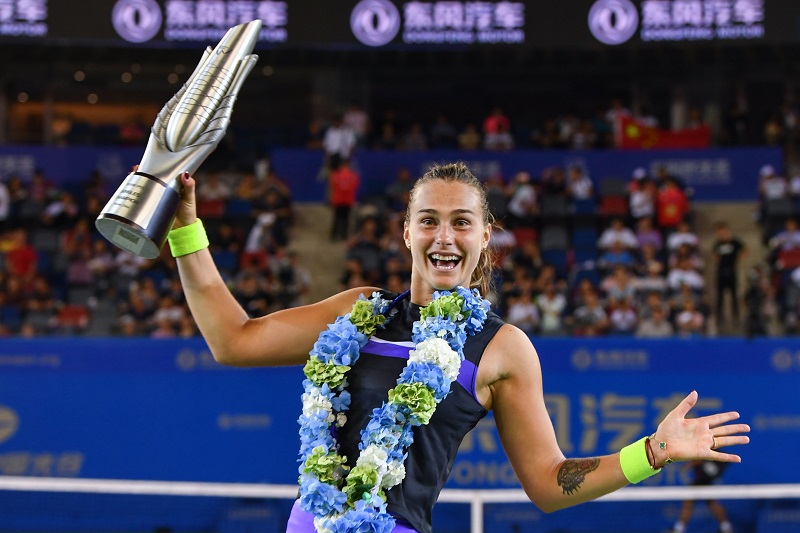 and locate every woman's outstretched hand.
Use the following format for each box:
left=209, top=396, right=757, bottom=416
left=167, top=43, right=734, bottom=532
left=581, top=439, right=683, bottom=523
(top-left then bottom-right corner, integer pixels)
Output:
left=651, top=390, right=750, bottom=466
